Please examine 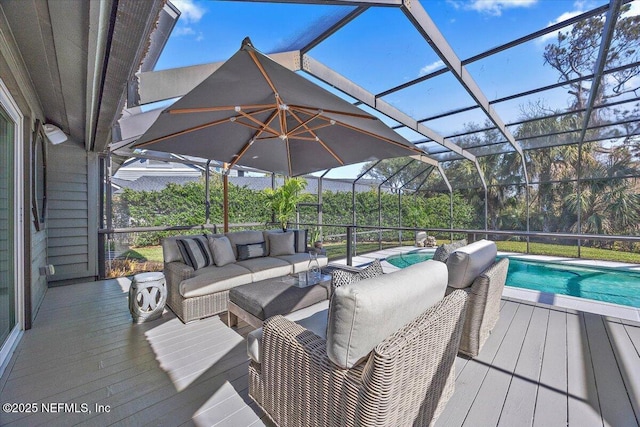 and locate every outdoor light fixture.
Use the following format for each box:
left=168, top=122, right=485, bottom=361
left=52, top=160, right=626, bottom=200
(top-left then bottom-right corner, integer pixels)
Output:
left=43, top=123, right=68, bottom=145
